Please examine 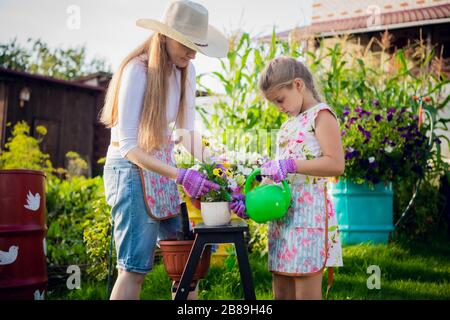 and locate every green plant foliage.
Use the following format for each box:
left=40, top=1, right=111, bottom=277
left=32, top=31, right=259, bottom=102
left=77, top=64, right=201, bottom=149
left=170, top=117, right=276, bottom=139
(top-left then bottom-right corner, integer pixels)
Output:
left=0, top=38, right=111, bottom=80
left=0, top=121, right=53, bottom=175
